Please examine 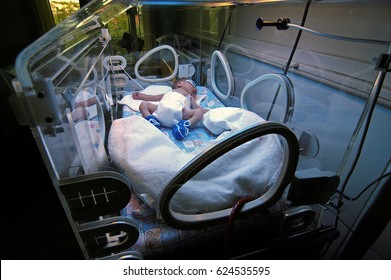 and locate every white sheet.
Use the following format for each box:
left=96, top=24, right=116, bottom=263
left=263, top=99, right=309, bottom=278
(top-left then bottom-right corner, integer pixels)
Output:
left=72, top=120, right=109, bottom=174
left=108, top=107, right=283, bottom=217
